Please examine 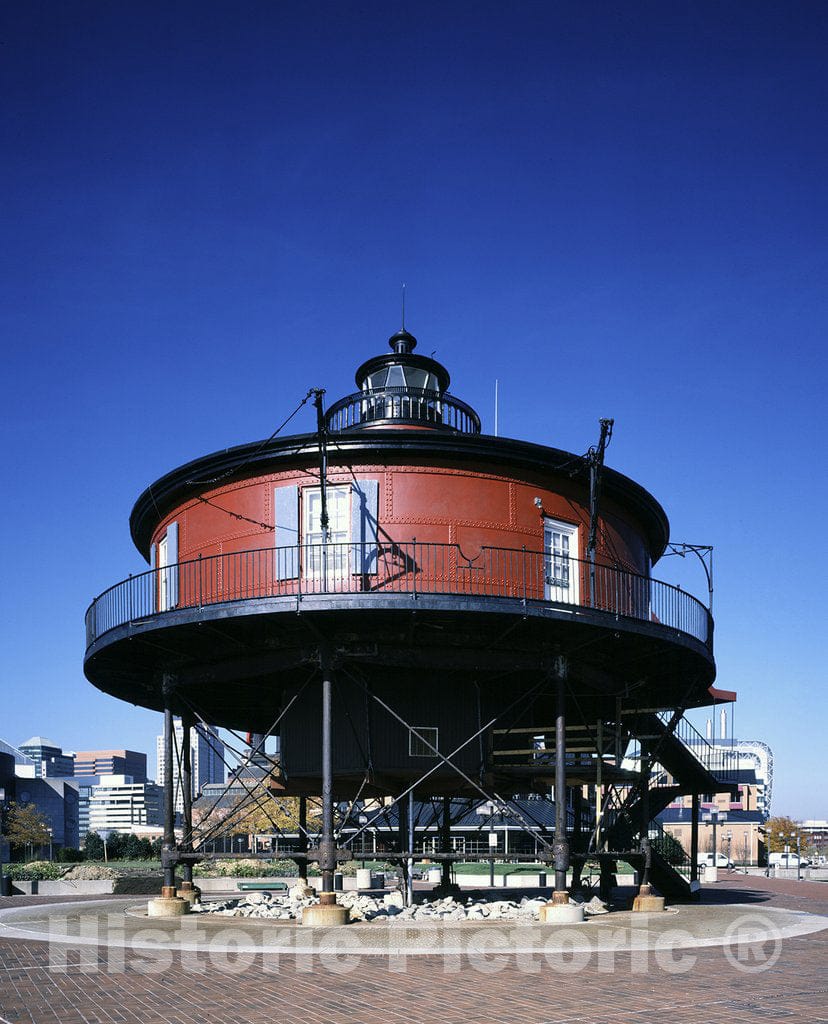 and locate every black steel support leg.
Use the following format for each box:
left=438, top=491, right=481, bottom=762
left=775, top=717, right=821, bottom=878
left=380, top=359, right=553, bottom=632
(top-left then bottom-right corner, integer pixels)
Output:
left=638, top=740, right=652, bottom=893
left=441, top=796, right=452, bottom=889
left=552, top=664, right=570, bottom=902
left=571, top=788, right=584, bottom=891
left=296, top=796, right=308, bottom=875
left=180, top=711, right=194, bottom=890
left=161, top=677, right=177, bottom=896
left=319, top=648, right=336, bottom=902
left=398, top=793, right=410, bottom=905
